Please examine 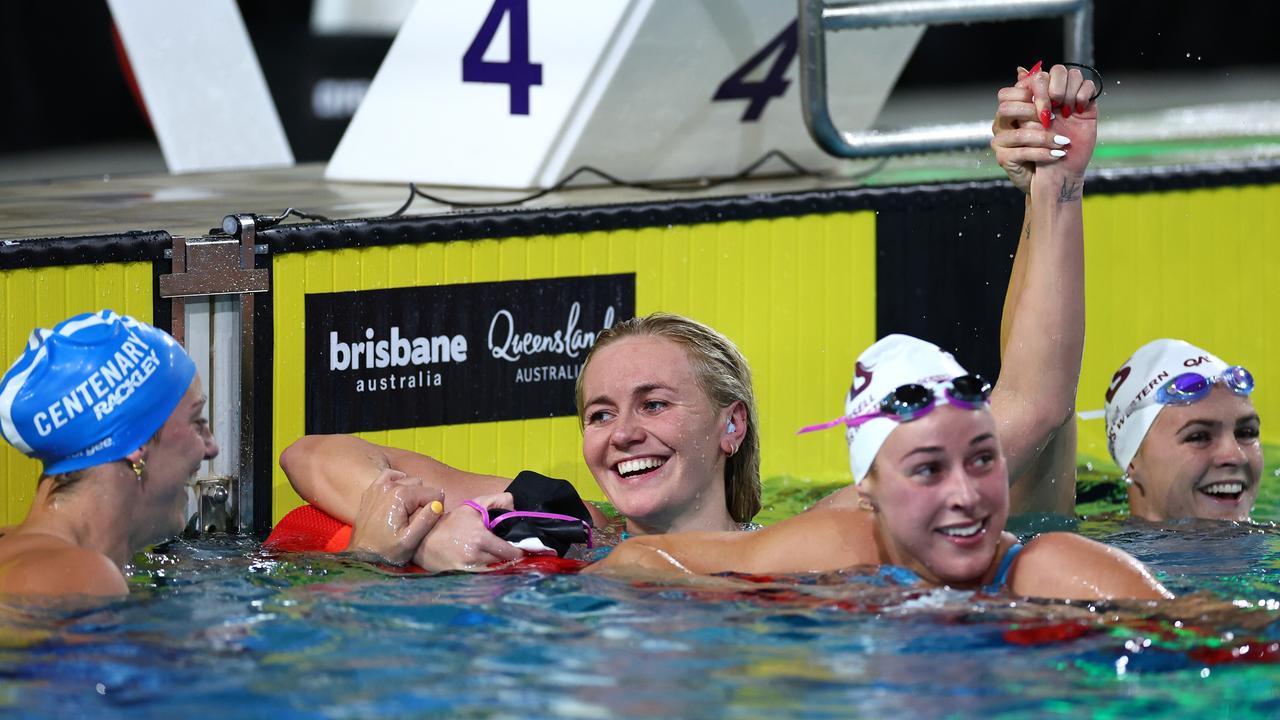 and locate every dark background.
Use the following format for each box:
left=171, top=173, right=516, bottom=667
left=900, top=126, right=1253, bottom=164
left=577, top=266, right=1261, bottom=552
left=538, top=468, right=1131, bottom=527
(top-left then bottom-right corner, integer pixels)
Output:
left=2, top=1, right=1276, bottom=160
left=2, top=1, right=1272, bottom=384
